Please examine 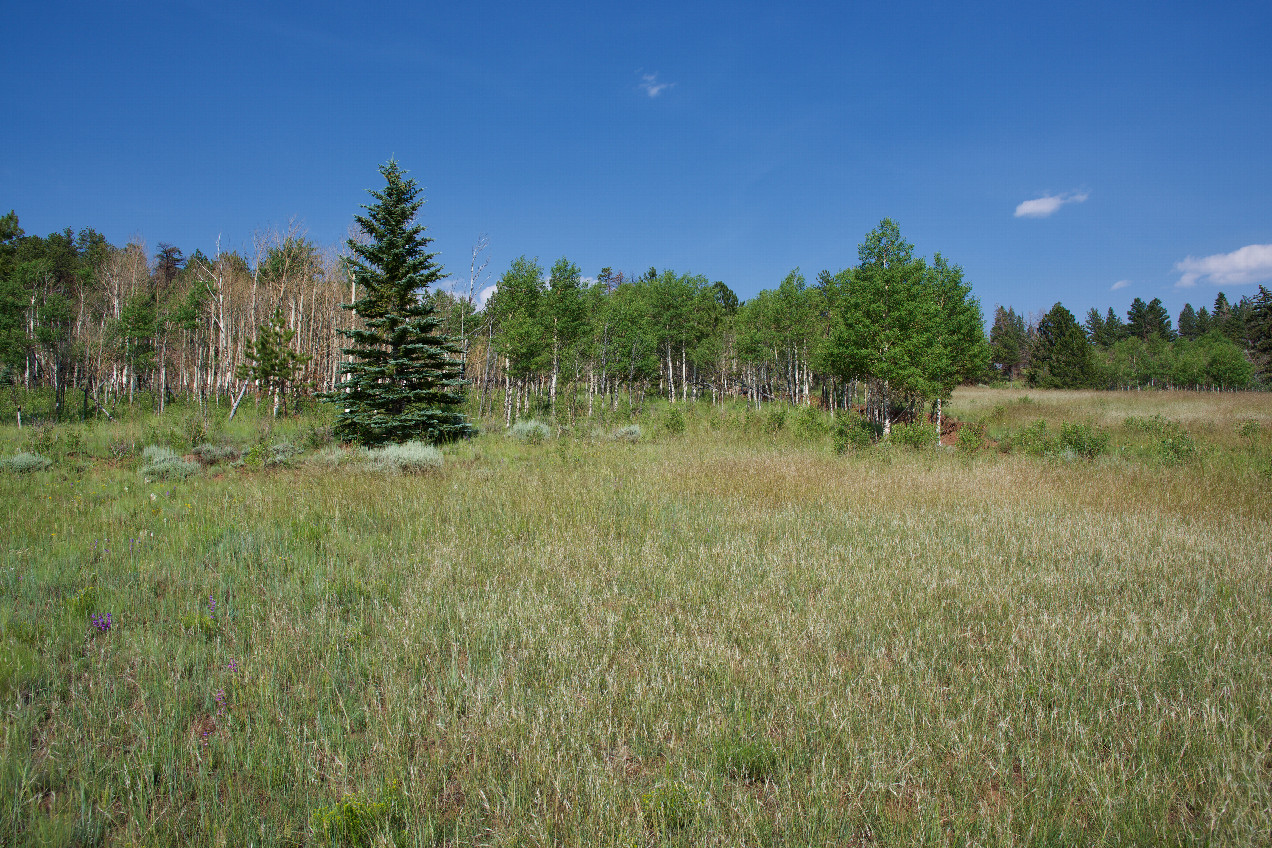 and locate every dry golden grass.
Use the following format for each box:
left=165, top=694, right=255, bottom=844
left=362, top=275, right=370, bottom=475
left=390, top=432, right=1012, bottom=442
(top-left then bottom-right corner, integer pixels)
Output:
left=1, top=391, right=1270, bottom=845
